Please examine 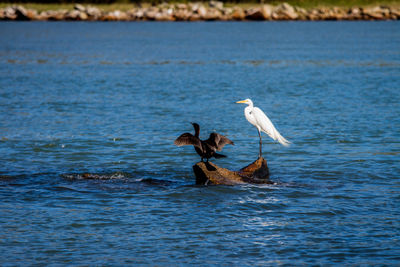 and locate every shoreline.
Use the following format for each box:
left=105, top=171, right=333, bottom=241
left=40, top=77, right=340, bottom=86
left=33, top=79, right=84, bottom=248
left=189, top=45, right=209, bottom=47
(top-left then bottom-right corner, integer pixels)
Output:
left=1, top=2, right=400, bottom=21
